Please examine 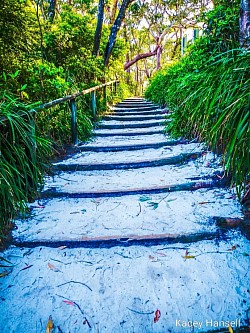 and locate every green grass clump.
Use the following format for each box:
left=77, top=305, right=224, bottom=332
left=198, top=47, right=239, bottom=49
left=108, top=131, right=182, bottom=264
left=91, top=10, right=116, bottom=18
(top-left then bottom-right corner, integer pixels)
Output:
left=145, top=49, right=250, bottom=196
left=145, top=1, right=249, bottom=197
left=0, top=91, right=51, bottom=237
